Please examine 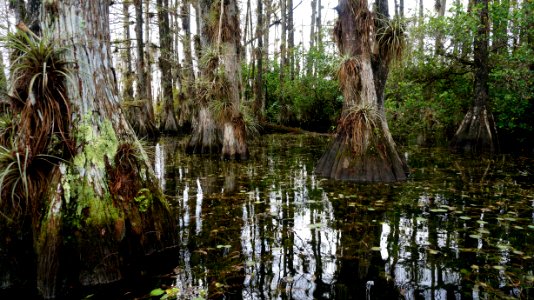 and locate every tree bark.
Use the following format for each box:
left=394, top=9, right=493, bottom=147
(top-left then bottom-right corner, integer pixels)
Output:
left=451, top=0, right=498, bottom=153
left=317, top=0, right=323, bottom=51
left=418, top=0, right=424, bottom=53
left=0, top=1, right=176, bottom=297
left=158, top=0, right=179, bottom=133
left=254, top=0, right=265, bottom=121
left=181, top=0, right=195, bottom=87
left=263, top=0, right=272, bottom=63
left=308, top=0, right=317, bottom=77
left=434, top=0, right=447, bottom=55
left=287, top=0, right=294, bottom=80
left=315, top=0, right=407, bottom=182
